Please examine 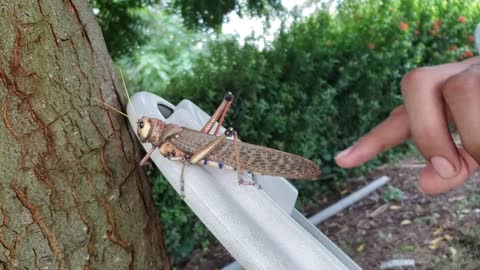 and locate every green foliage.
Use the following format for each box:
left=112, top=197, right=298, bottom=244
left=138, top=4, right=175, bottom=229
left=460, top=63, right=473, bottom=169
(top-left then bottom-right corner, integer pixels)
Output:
left=91, top=0, right=281, bottom=59
left=383, top=185, right=404, bottom=202
left=117, top=7, right=210, bottom=94
left=120, top=0, right=480, bottom=265
left=400, top=244, right=415, bottom=252
left=167, top=0, right=282, bottom=30
left=91, top=0, right=153, bottom=59
left=164, top=0, right=479, bottom=191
